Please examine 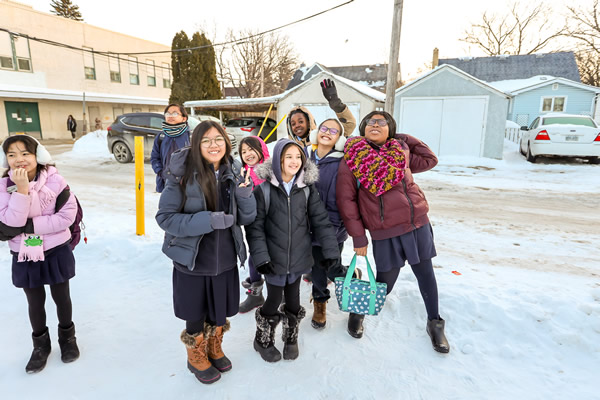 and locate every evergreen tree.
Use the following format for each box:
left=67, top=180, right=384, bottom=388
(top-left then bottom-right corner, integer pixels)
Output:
left=169, top=31, right=191, bottom=105
left=169, top=30, right=222, bottom=106
left=50, top=0, right=83, bottom=21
